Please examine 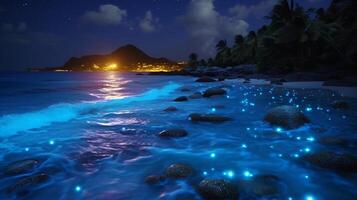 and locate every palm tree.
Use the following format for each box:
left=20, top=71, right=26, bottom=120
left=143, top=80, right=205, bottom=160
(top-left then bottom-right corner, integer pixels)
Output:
left=188, top=53, right=198, bottom=67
